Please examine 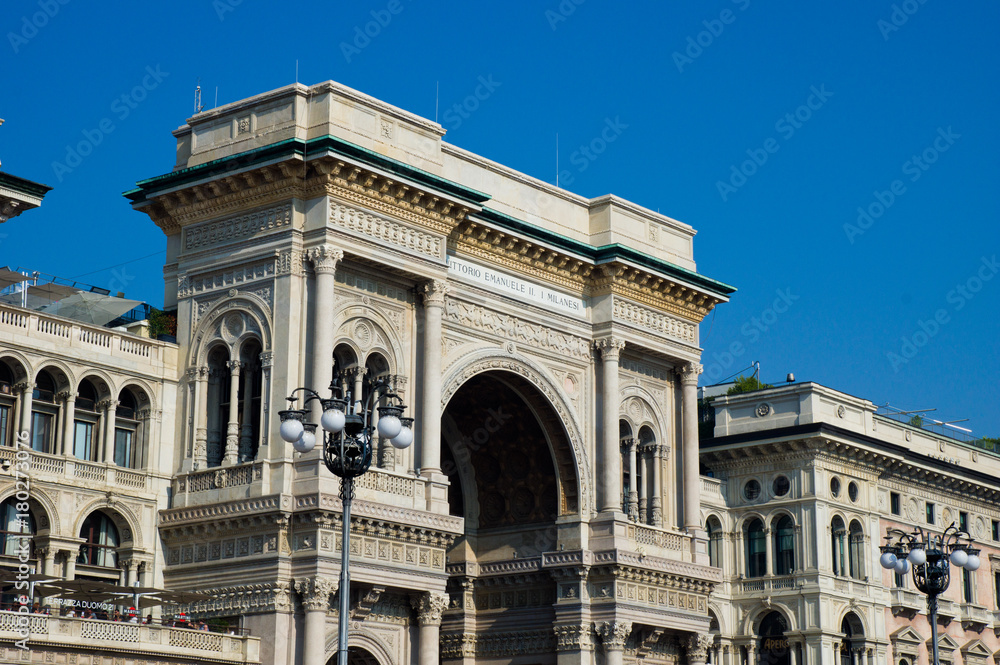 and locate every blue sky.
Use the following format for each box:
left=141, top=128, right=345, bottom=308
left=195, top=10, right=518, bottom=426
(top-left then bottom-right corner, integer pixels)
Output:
left=2, top=1, right=998, bottom=435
